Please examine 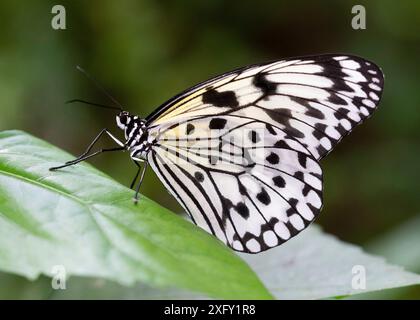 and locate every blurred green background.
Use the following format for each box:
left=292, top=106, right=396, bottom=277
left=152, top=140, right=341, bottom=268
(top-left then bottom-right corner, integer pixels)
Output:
left=0, top=0, right=419, bottom=299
